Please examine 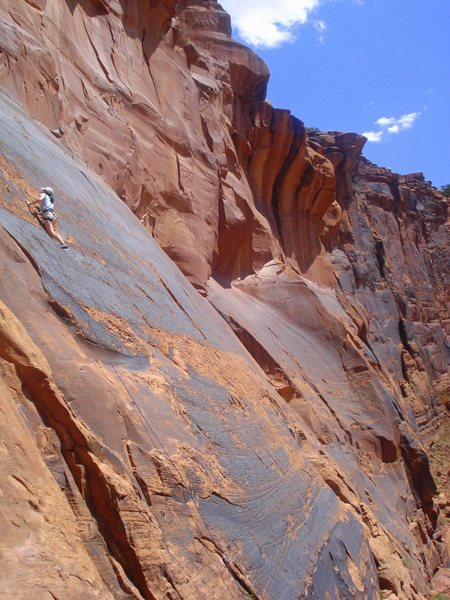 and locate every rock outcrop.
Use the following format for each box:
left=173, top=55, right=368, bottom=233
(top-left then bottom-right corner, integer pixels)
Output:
left=0, top=1, right=448, bottom=599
